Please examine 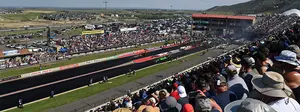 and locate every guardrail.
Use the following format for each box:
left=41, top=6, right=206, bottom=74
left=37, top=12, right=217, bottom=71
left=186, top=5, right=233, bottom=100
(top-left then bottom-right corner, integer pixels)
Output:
left=0, top=41, right=165, bottom=83
left=85, top=44, right=249, bottom=112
